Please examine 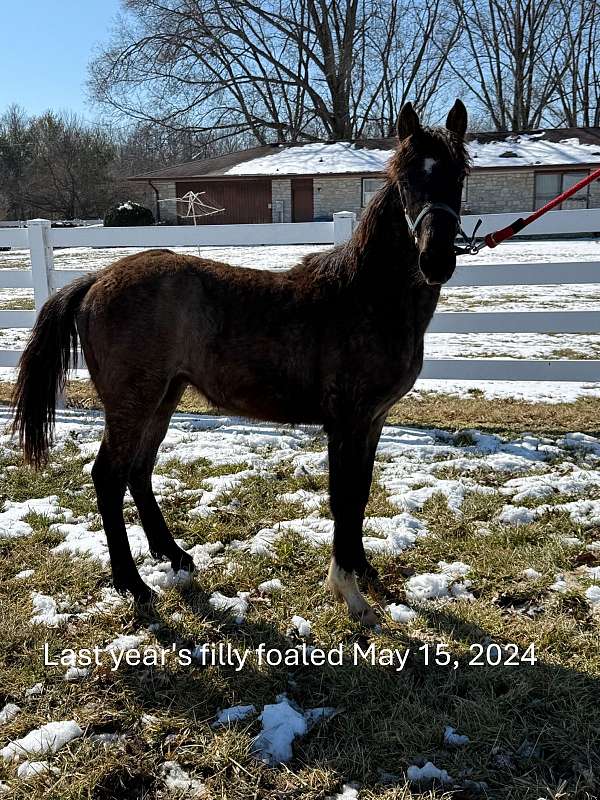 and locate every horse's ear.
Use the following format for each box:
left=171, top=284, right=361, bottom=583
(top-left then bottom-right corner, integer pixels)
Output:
left=446, top=99, right=468, bottom=138
left=396, top=102, right=421, bottom=140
